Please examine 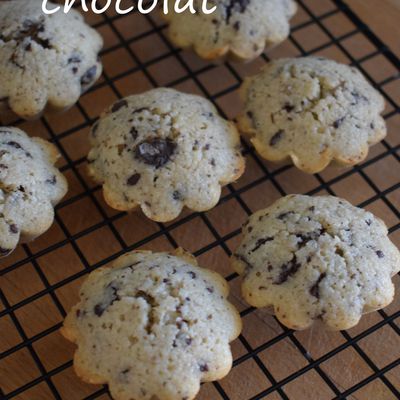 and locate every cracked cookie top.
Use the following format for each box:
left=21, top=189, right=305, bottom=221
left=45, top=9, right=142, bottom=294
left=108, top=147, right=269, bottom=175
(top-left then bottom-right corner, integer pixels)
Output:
left=0, top=0, right=103, bottom=119
left=237, top=57, right=386, bottom=173
left=87, top=88, right=245, bottom=222
left=0, top=127, right=67, bottom=257
left=61, top=249, right=242, bottom=400
left=163, top=0, right=297, bottom=61
left=231, top=195, right=400, bottom=330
